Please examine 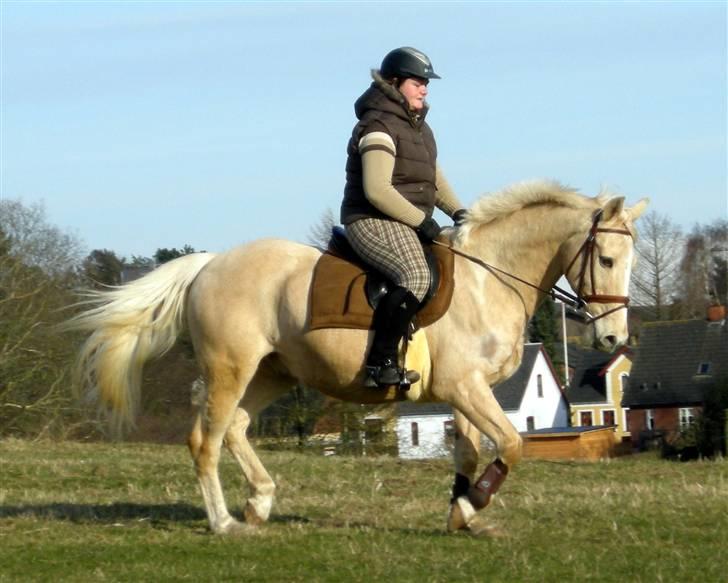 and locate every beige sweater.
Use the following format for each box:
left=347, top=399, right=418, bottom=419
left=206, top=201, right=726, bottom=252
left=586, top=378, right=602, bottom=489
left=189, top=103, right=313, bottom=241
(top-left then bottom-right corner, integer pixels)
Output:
left=359, top=131, right=464, bottom=228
